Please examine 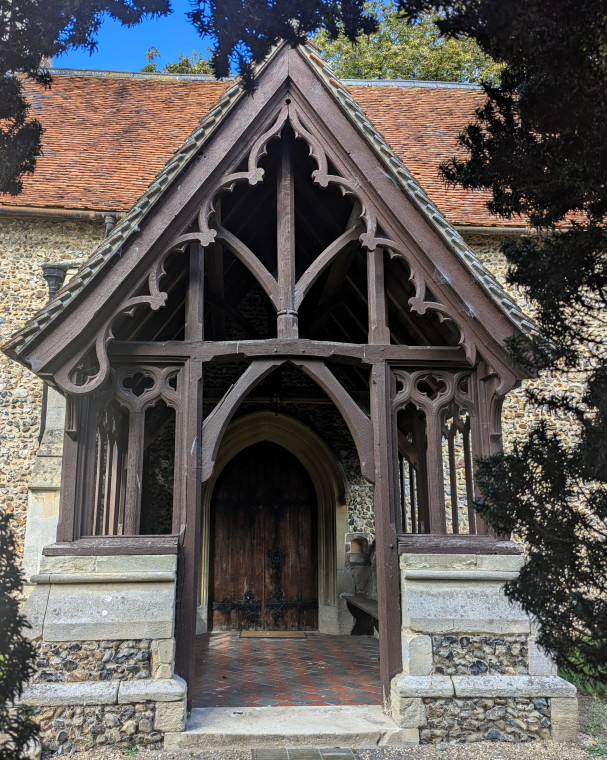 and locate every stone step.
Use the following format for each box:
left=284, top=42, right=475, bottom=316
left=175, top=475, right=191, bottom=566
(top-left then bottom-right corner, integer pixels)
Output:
left=164, top=706, right=418, bottom=750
